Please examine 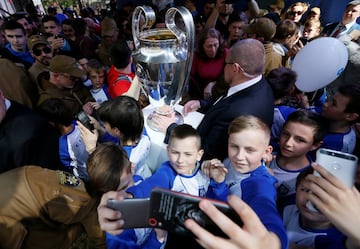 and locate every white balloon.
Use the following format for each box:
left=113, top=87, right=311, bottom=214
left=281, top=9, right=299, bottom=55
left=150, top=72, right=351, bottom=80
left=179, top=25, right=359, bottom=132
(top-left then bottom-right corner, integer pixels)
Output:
left=292, top=37, right=348, bottom=92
